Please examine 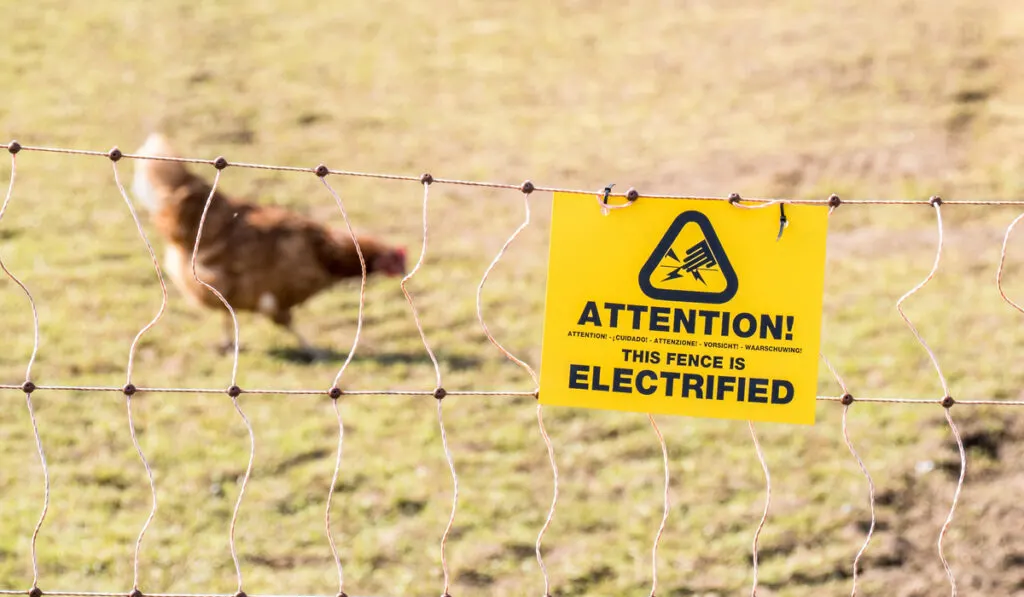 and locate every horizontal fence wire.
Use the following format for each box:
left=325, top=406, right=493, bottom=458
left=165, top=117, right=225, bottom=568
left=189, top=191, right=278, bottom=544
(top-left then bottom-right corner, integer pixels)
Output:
left=2, top=385, right=1024, bottom=405
left=4, top=140, right=1024, bottom=204
left=0, top=592, right=389, bottom=597
left=0, top=385, right=537, bottom=396
left=4, top=139, right=1024, bottom=597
